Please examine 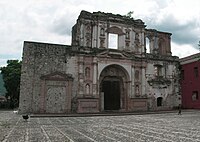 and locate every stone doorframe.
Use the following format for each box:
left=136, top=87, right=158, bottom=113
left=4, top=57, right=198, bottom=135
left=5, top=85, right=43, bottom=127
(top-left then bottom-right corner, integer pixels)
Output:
left=40, top=72, right=73, bottom=113
left=99, top=64, right=130, bottom=111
